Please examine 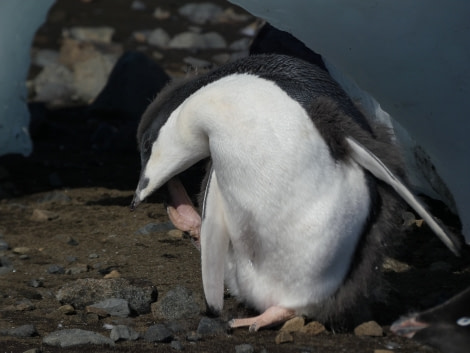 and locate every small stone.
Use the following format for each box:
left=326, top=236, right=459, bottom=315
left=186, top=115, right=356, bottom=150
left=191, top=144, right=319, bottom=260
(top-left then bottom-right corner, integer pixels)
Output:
left=178, top=3, right=223, bottom=24
left=275, top=330, right=294, bottom=344
left=354, top=321, right=384, bottom=337
left=186, top=331, right=202, bottom=342
left=88, top=253, right=99, bottom=259
left=170, top=340, right=184, bottom=350
left=130, top=0, right=146, bottom=11
left=0, top=324, right=38, bottom=338
left=13, top=247, right=30, bottom=255
left=110, top=325, right=139, bottom=342
left=300, top=321, right=326, bottom=335
left=197, top=317, right=226, bottom=336
left=43, top=328, right=115, bottom=347
left=85, top=306, right=109, bottom=318
left=382, top=257, right=411, bottom=272
left=64, top=26, right=115, bottom=43
left=19, top=254, right=30, bottom=260
left=148, top=28, right=171, bottom=48
left=280, top=316, right=305, bottom=332
left=31, top=209, right=59, bottom=221
left=16, top=299, right=35, bottom=311
left=47, top=264, right=65, bottom=274
left=153, top=7, right=171, bottom=20
left=136, top=222, right=175, bottom=235
left=202, top=32, right=227, bottom=49
left=57, top=304, right=76, bottom=315
left=28, top=279, right=44, bottom=288
left=229, top=38, right=252, bottom=51
left=88, top=298, right=130, bottom=318
left=235, top=343, right=255, bottom=353
left=167, top=229, right=184, bottom=239
left=0, top=239, right=9, bottom=250
left=152, top=285, right=205, bottom=320
left=144, top=324, right=173, bottom=343
left=66, top=263, right=88, bottom=275
left=104, top=269, right=121, bottom=278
